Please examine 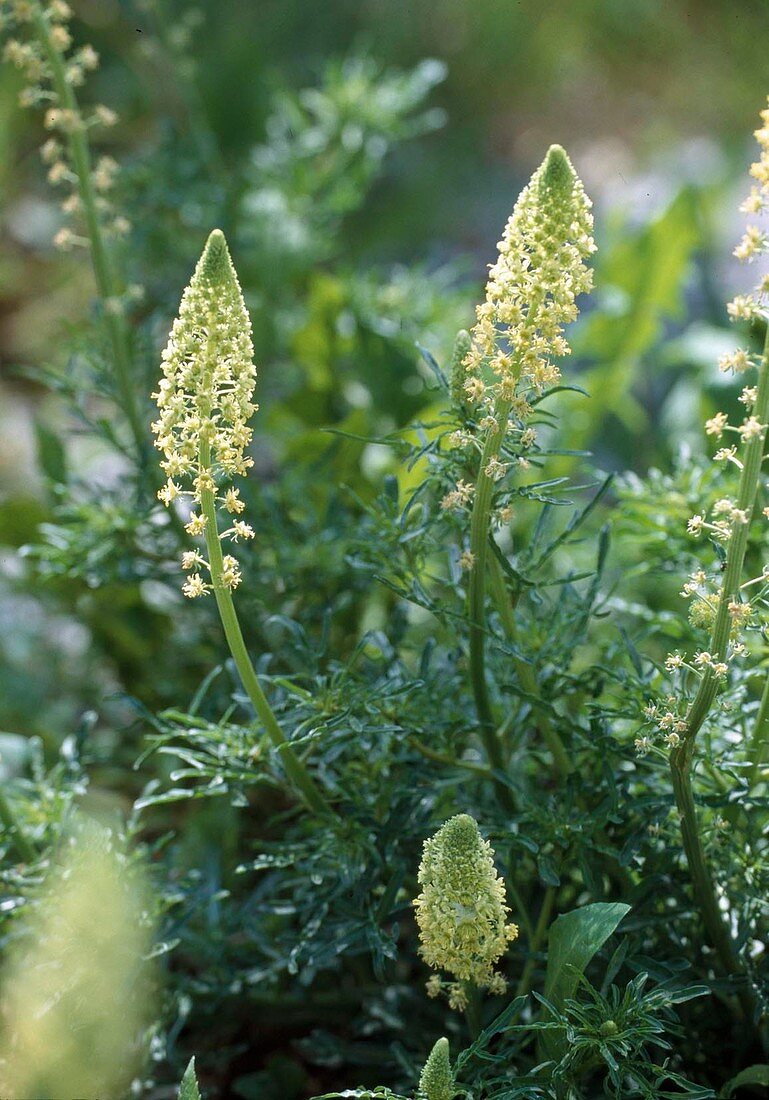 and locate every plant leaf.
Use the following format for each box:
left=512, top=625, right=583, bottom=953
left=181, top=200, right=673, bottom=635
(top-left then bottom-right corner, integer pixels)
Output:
left=538, top=901, right=630, bottom=1062
left=720, top=1065, right=769, bottom=1097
